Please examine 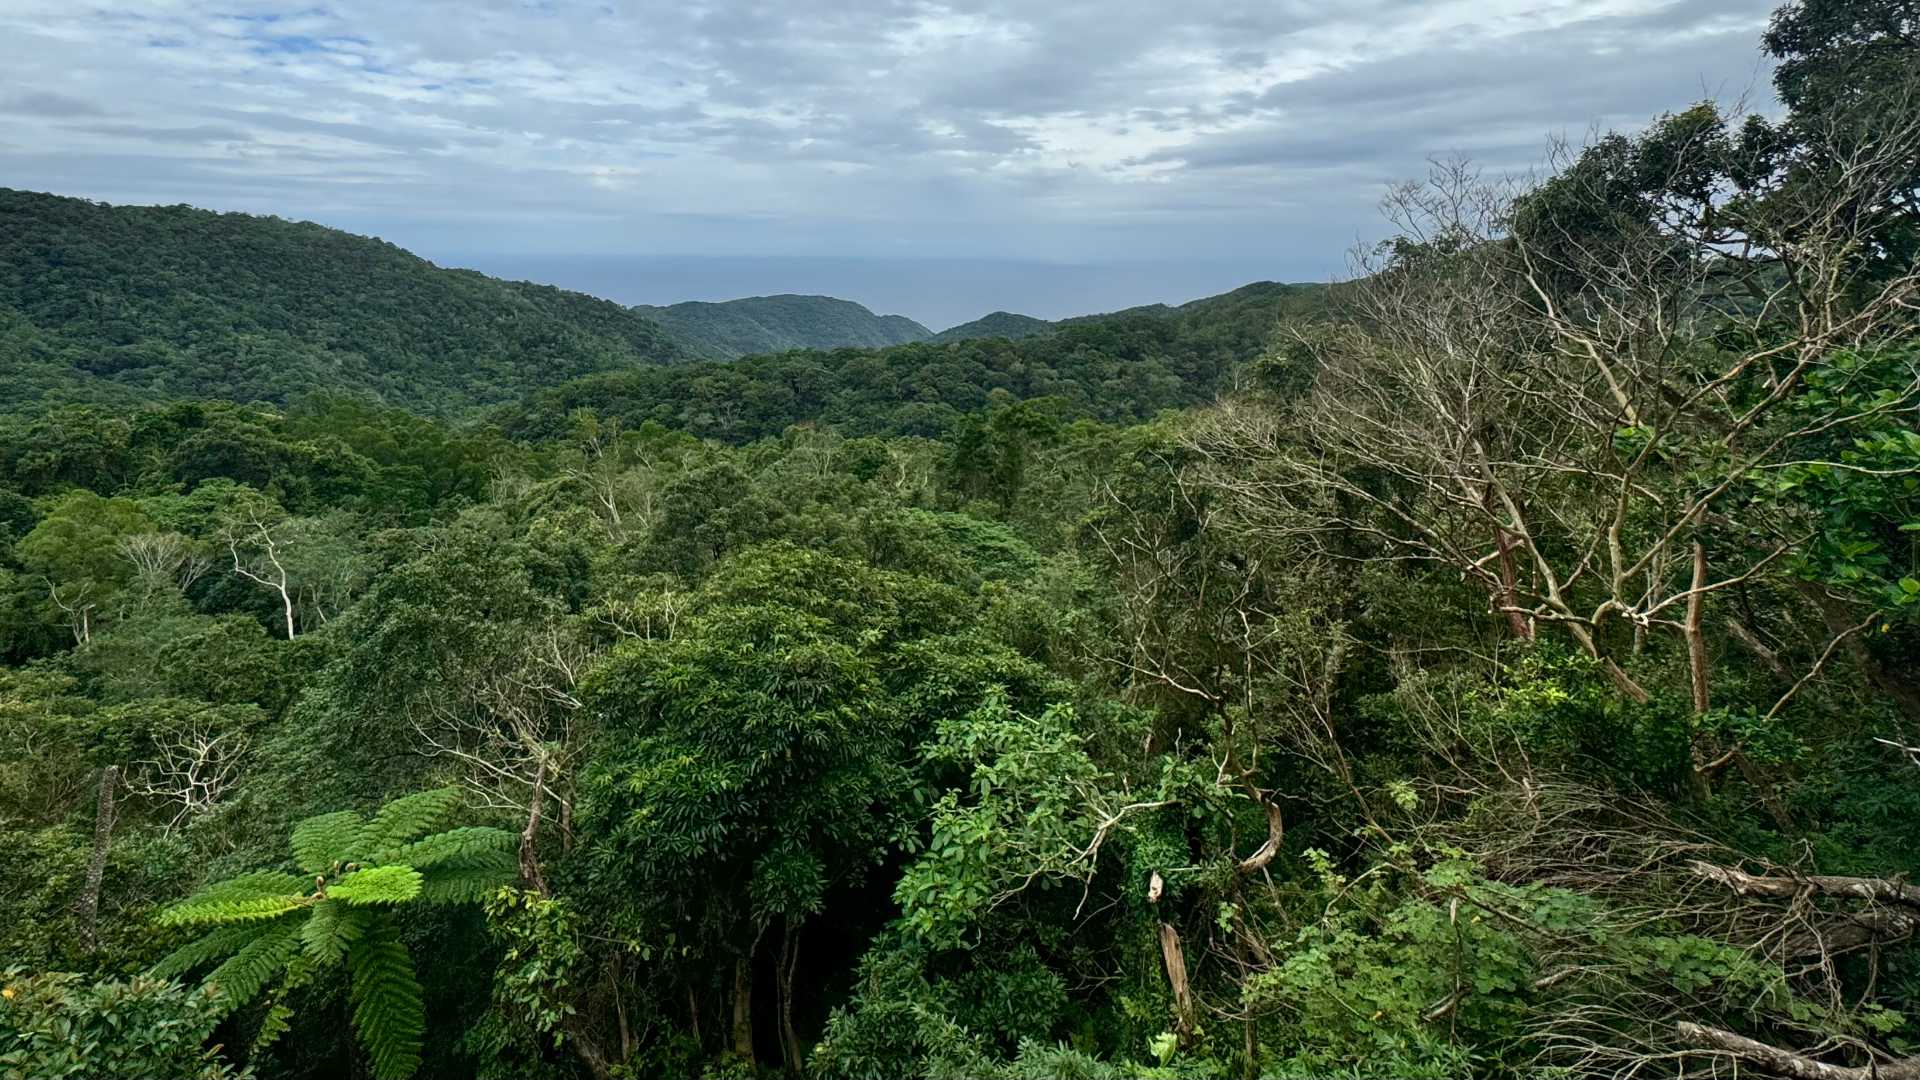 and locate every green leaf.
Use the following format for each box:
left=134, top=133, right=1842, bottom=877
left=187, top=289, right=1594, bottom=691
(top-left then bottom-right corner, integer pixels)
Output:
left=150, top=923, right=275, bottom=979
left=329, top=865, right=424, bottom=906
left=203, top=919, right=303, bottom=1016
left=157, top=894, right=309, bottom=927
left=292, top=811, right=367, bottom=874
left=348, top=915, right=427, bottom=1080
left=356, top=788, right=463, bottom=857
left=299, top=900, right=369, bottom=965
left=366, top=826, right=516, bottom=871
